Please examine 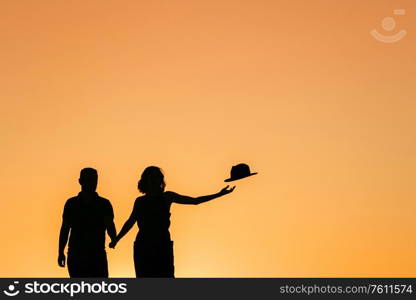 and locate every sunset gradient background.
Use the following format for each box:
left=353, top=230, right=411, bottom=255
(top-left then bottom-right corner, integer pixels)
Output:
left=1, top=0, right=416, bottom=277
